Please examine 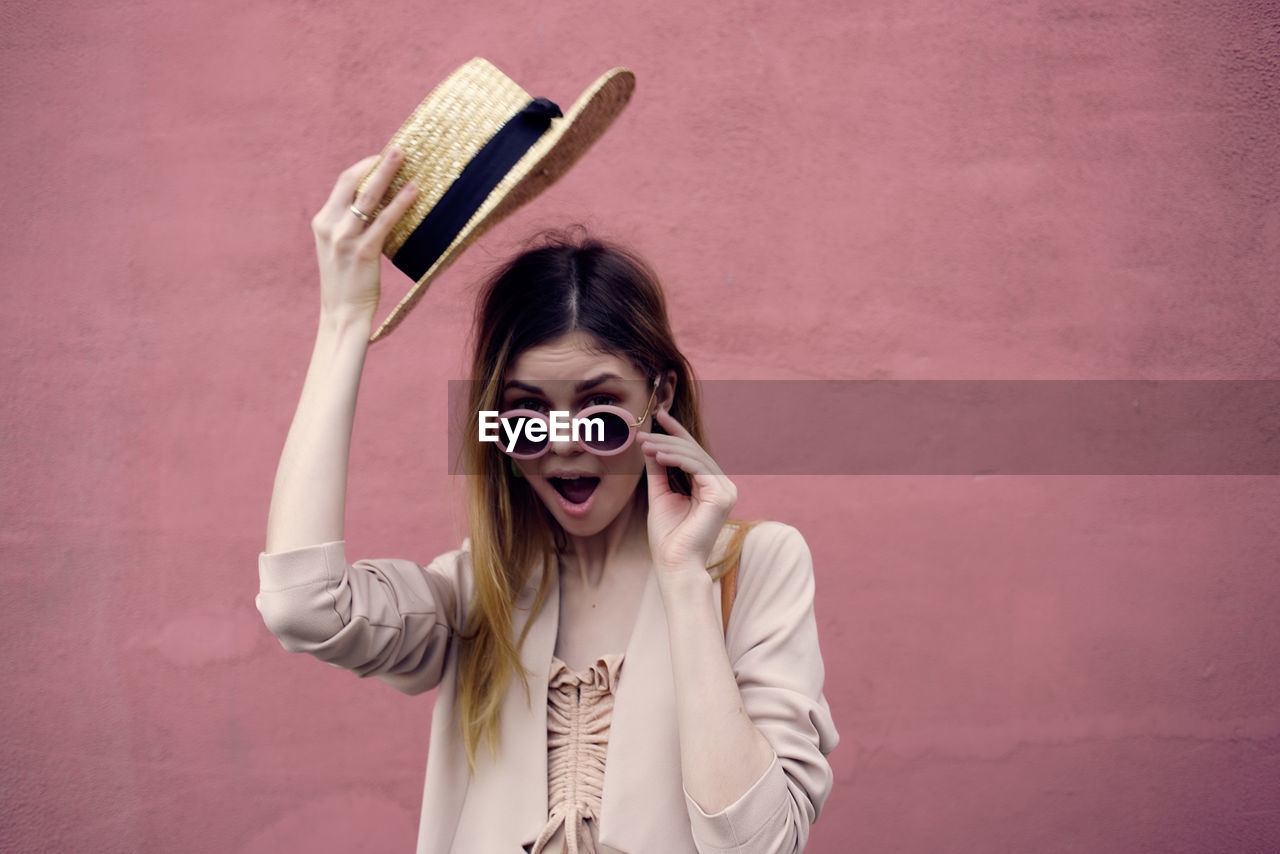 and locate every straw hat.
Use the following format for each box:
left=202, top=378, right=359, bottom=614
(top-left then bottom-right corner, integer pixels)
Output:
left=353, top=58, right=635, bottom=343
